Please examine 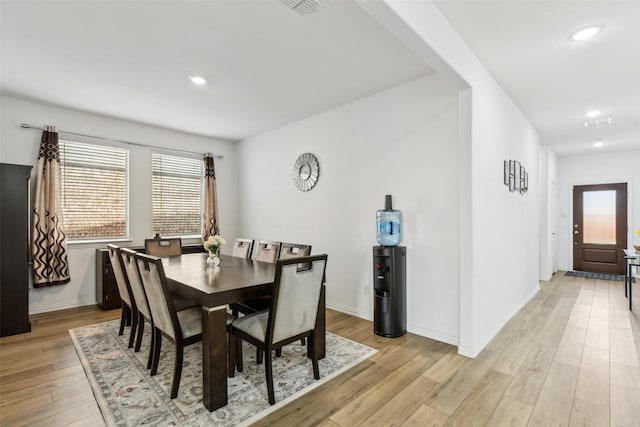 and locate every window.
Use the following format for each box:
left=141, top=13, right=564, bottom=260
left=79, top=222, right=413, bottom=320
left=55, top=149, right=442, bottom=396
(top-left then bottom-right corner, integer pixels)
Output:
left=152, top=153, right=203, bottom=236
left=60, top=140, right=128, bottom=240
